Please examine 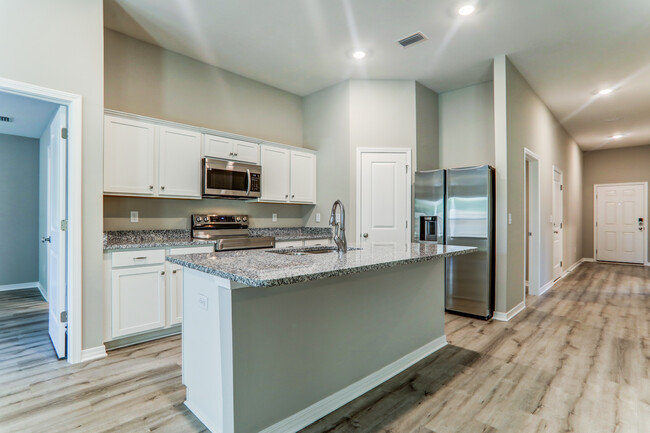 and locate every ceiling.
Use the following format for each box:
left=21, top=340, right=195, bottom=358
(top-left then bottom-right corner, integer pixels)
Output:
left=0, top=92, right=59, bottom=139
left=104, top=0, right=650, bottom=151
